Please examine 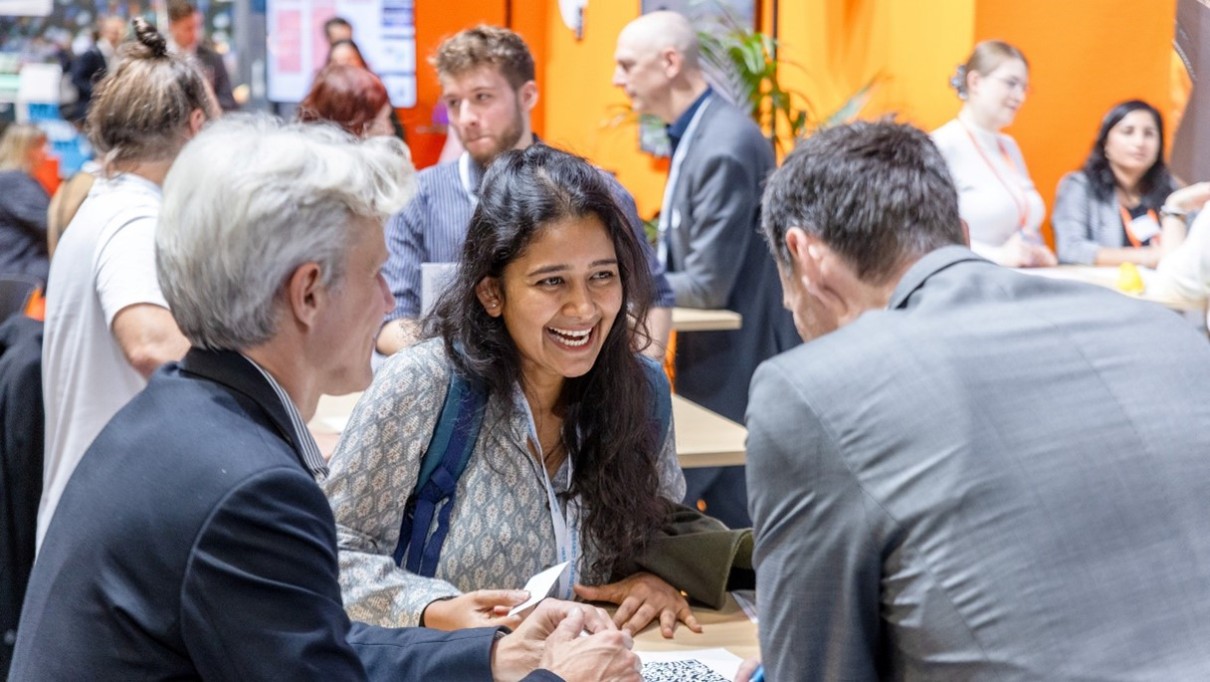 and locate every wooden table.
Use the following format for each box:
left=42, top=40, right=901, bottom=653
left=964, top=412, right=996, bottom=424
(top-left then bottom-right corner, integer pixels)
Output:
left=672, top=307, right=742, bottom=332
left=631, top=593, right=758, bottom=660
left=1017, top=266, right=1205, bottom=313
left=309, top=392, right=747, bottom=469
left=670, top=396, right=746, bottom=467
